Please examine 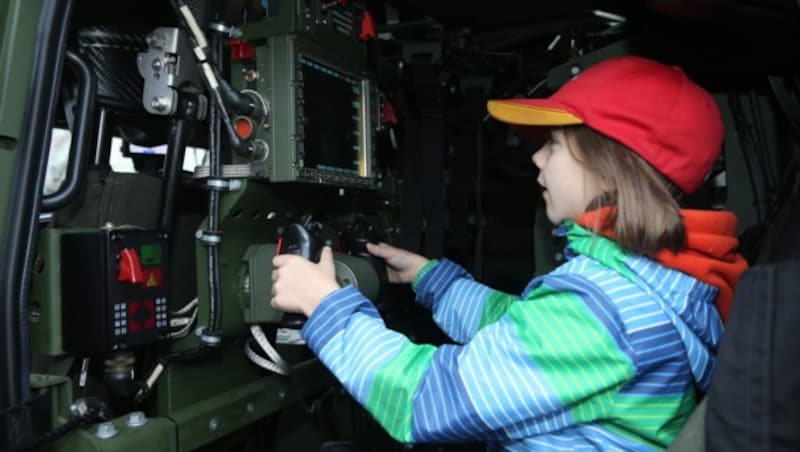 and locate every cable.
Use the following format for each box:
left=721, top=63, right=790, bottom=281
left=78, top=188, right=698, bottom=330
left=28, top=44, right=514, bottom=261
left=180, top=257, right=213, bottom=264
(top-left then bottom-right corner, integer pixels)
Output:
left=171, top=297, right=198, bottom=316
left=245, top=325, right=289, bottom=375
left=18, top=397, right=109, bottom=451
left=250, top=325, right=288, bottom=368
left=169, top=307, right=198, bottom=339
left=168, top=0, right=252, bottom=156
left=245, top=340, right=289, bottom=375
